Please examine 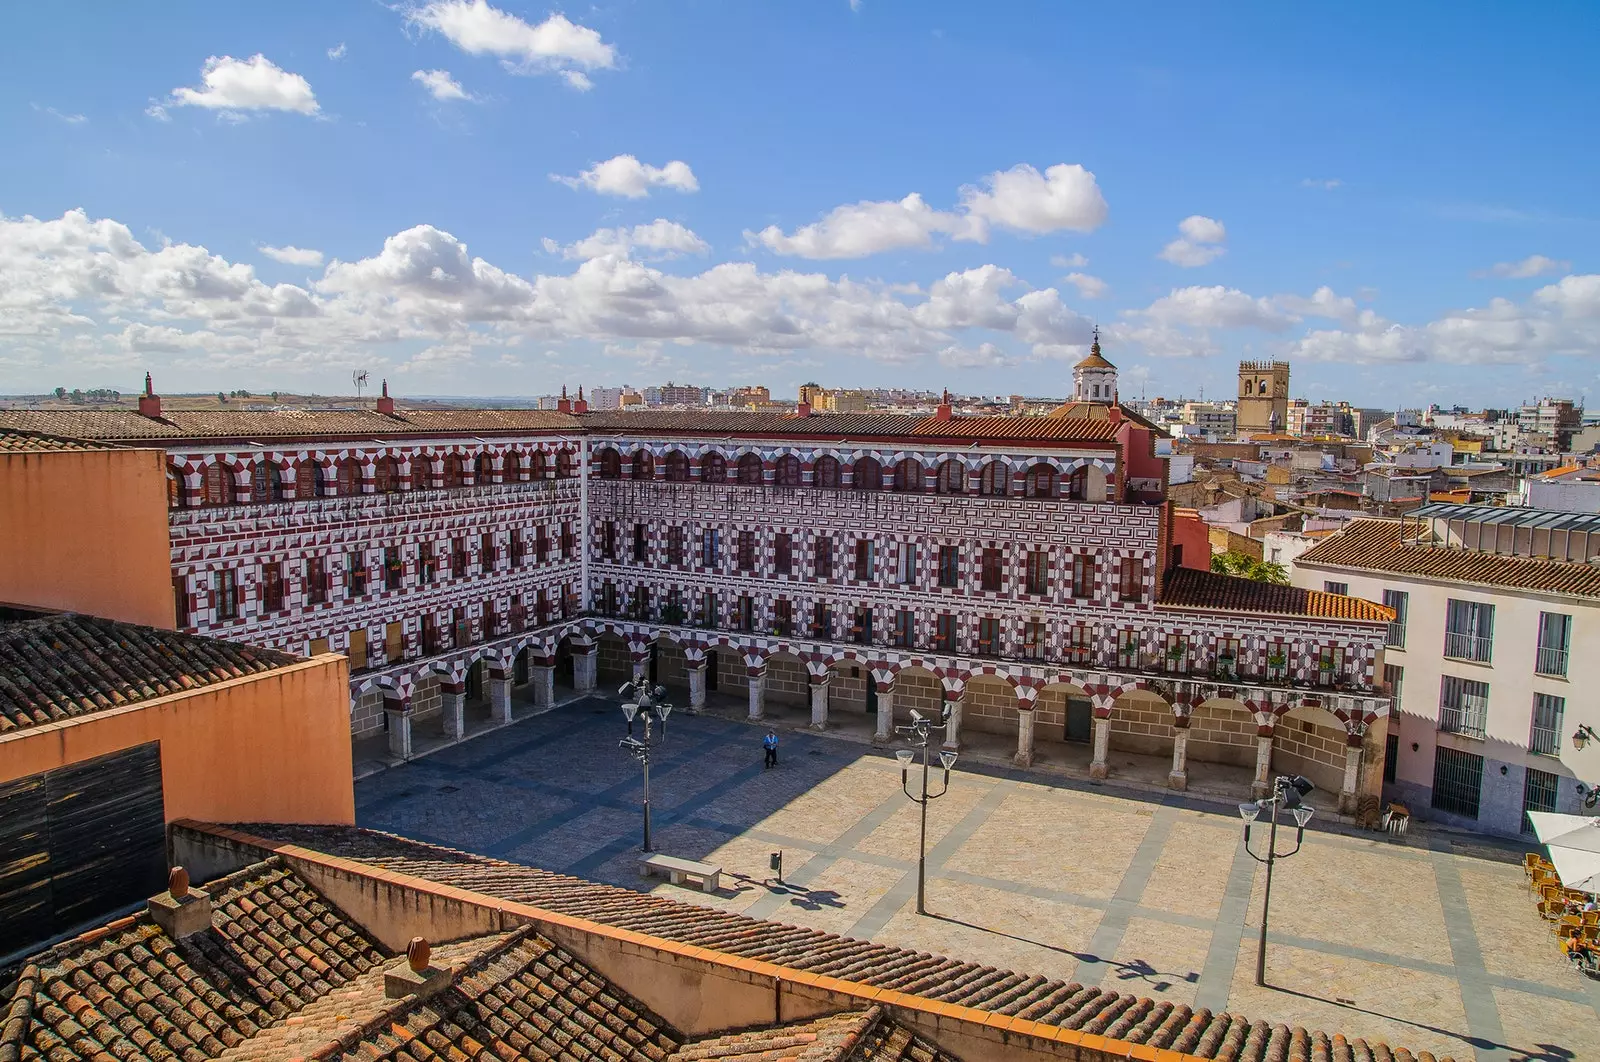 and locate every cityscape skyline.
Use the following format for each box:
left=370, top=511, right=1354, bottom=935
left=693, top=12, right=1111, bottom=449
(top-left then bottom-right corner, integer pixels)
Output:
left=2, top=3, right=1597, bottom=405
